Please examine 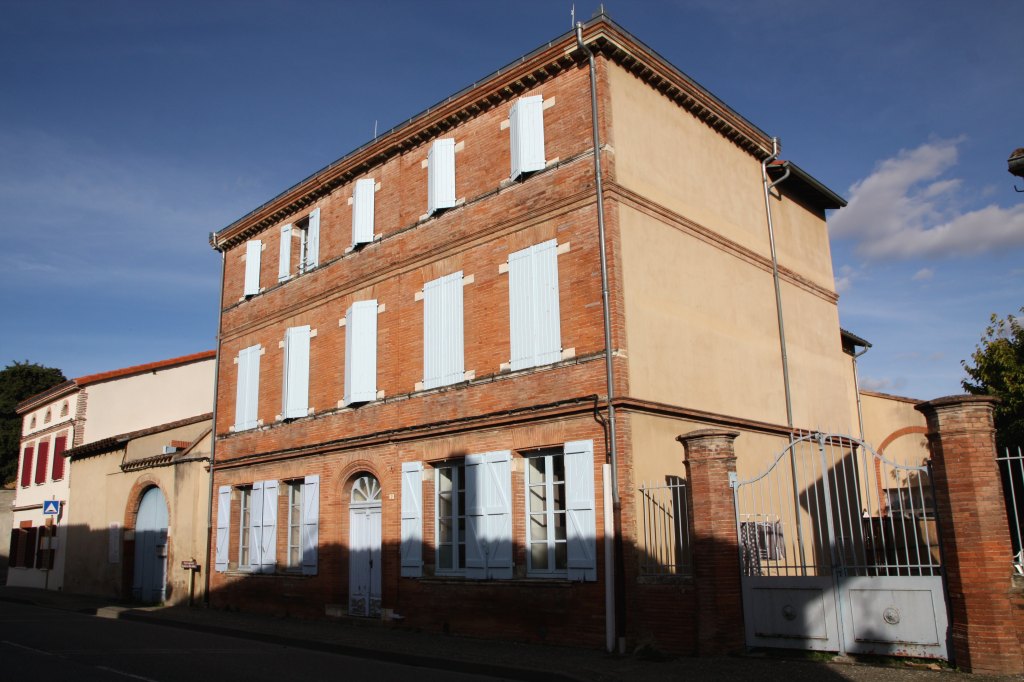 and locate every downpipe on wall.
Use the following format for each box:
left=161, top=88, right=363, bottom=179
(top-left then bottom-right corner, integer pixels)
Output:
left=203, top=247, right=227, bottom=606
left=761, top=138, right=793, bottom=428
